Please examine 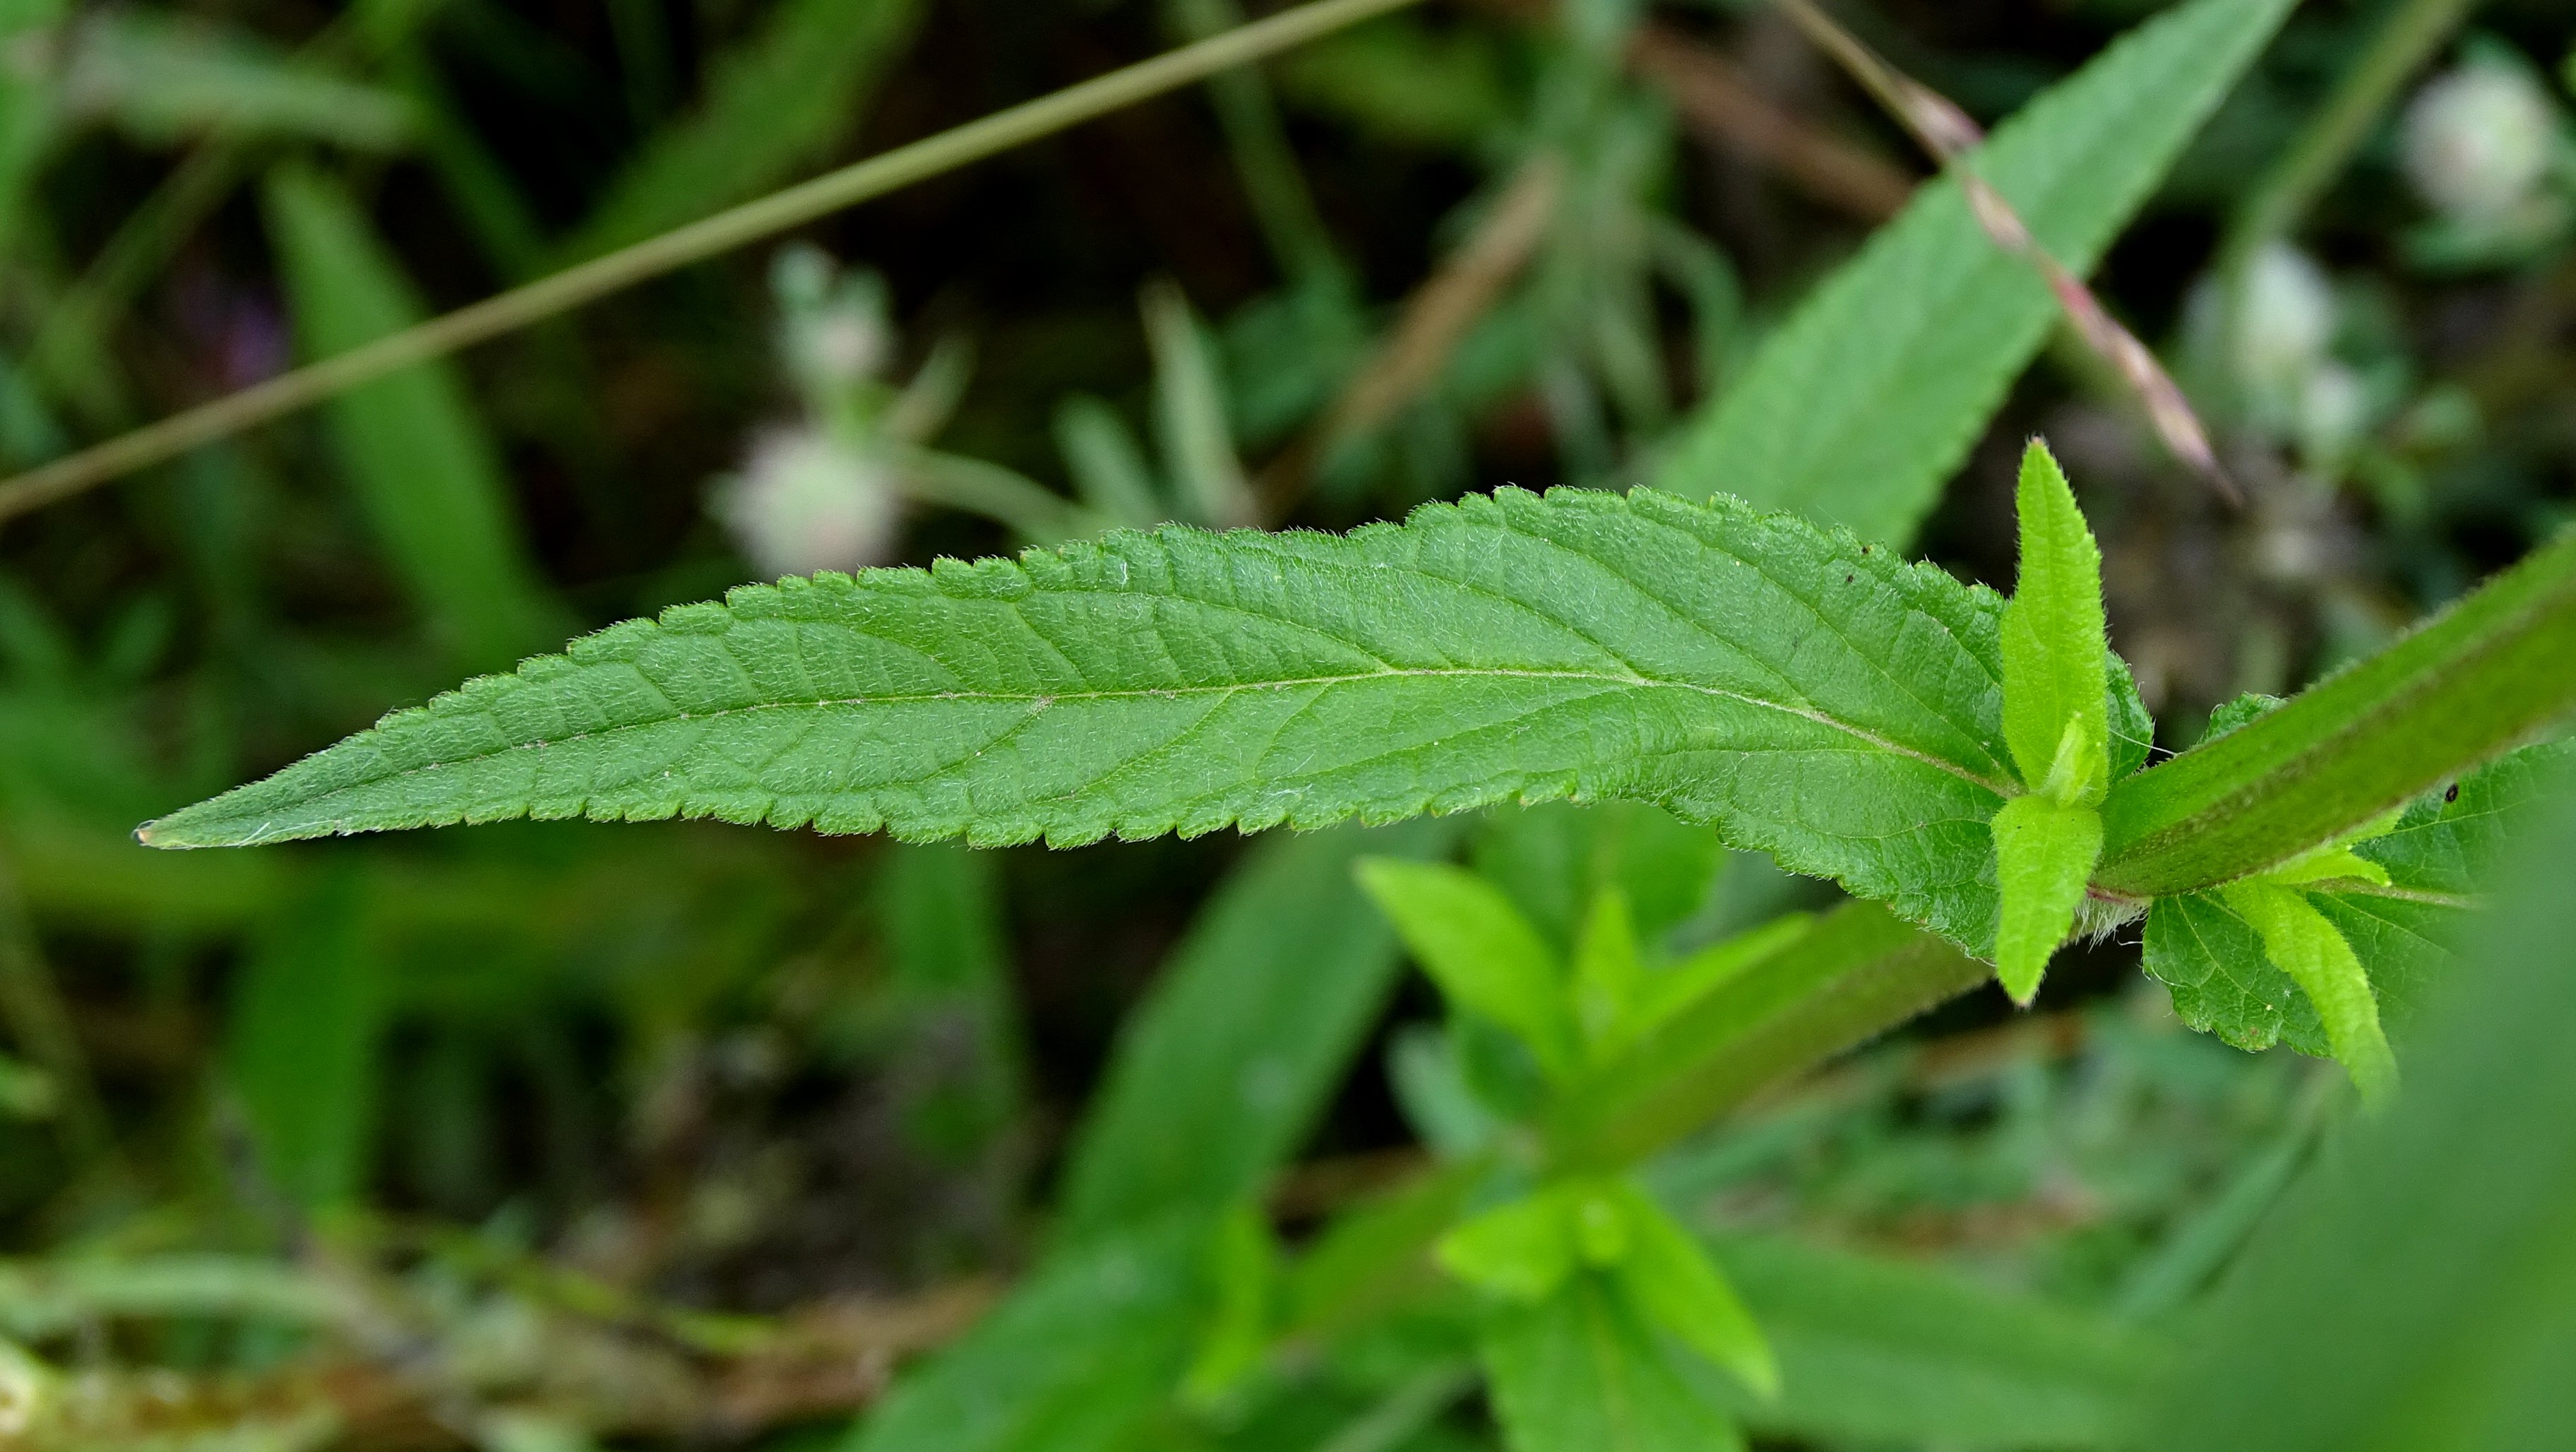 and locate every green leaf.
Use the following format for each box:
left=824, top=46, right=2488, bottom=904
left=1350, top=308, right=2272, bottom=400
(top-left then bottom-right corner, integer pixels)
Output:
left=1359, top=857, right=1580, bottom=1078
left=143, top=488, right=2040, bottom=955
left=1472, top=800, right=1726, bottom=959
left=1055, top=820, right=1449, bottom=1246
left=262, top=165, right=561, bottom=670
left=1437, top=1191, right=1578, bottom=1303
left=69, top=11, right=412, bottom=150
left=1707, top=1234, right=2155, bottom=1451
left=1650, top=0, right=2297, bottom=545
left=845, top=1218, right=1200, bottom=1452
left=1546, top=903, right=1987, bottom=1170
left=1481, top=1275, right=1747, bottom=1452
left=1054, top=395, right=1167, bottom=530
left=2099, top=530, right=2576, bottom=898
left=1181, top=1203, right=1280, bottom=1406
left=877, top=844, right=1022, bottom=1160
left=1998, top=442, right=2111, bottom=801
left=225, top=878, right=381, bottom=1210
left=562, top=0, right=923, bottom=261
left=2147, top=788, right=2576, bottom=1451
left=1620, top=915, right=1815, bottom=1039
left=2354, top=742, right=2572, bottom=894
left=1607, top=1186, right=1775, bottom=1400
left=1988, top=794, right=2103, bottom=1006
left=2218, top=881, right=2395, bottom=1104
left=2142, top=743, right=2572, bottom=1058
left=1143, top=279, right=1258, bottom=529
left=1571, top=887, right=1643, bottom=1054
